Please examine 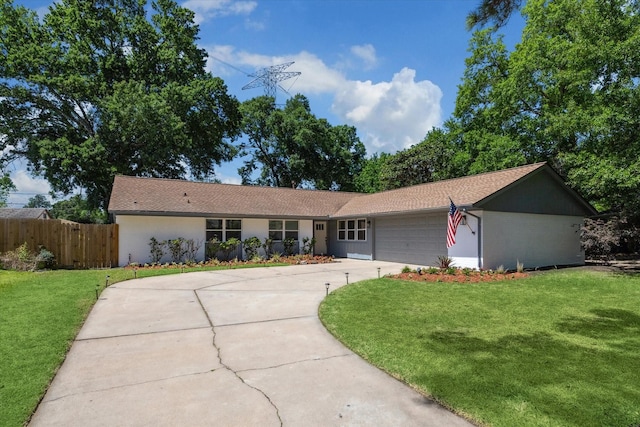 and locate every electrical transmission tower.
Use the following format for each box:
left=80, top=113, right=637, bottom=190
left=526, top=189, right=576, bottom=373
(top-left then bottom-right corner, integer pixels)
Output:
left=242, top=61, right=301, bottom=101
